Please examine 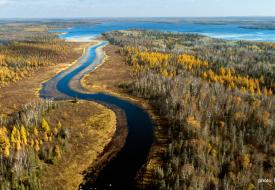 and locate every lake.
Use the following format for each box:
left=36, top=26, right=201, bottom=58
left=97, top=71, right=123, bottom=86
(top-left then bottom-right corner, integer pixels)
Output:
left=53, top=20, right=275, bottom=42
